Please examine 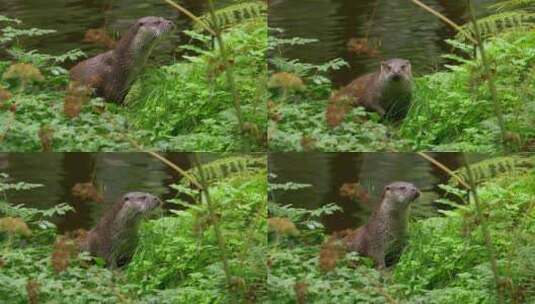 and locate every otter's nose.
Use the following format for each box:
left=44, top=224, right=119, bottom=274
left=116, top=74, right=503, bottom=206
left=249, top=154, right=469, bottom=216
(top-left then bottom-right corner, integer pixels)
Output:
left=164, top=19, right=175, bottom=30
left=392, top=74, right=402, bottom=81
left=146, top=194, right=161, bottom=204
left=412, top=188, right=420, bottom=199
